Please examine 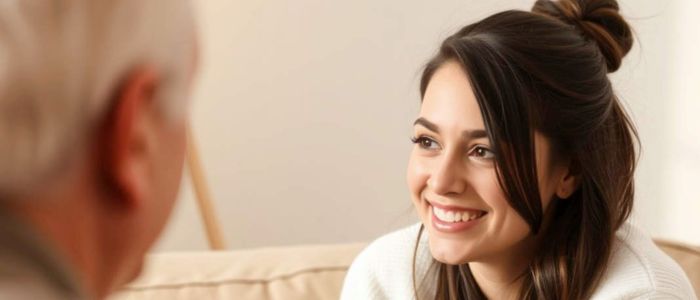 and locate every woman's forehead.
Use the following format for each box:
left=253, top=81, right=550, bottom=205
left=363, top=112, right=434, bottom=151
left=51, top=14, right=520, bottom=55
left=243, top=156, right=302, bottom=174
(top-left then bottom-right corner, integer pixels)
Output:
left=419, top=62, right=485, bottom=133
